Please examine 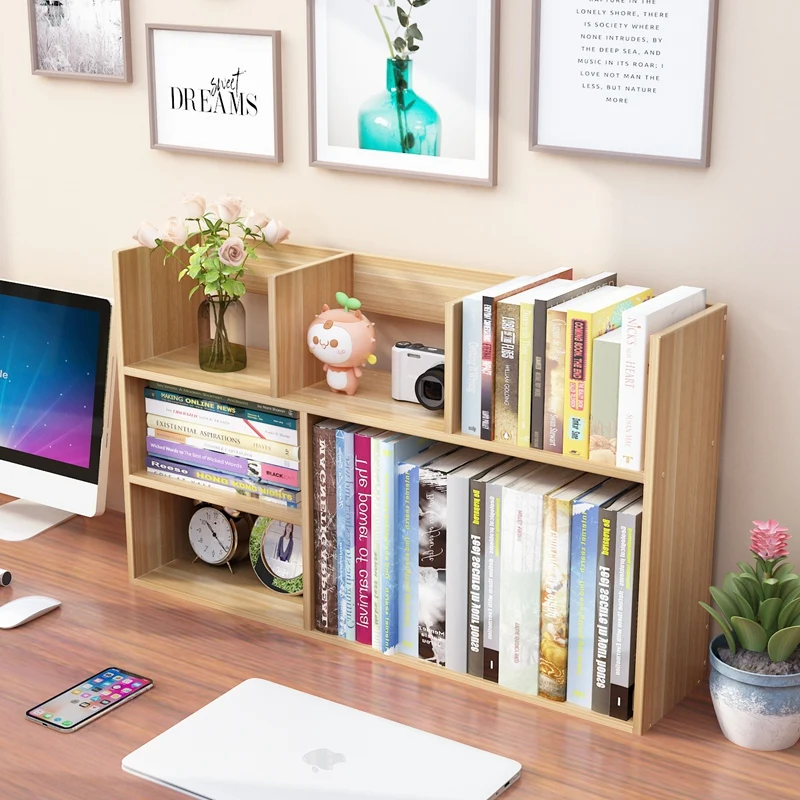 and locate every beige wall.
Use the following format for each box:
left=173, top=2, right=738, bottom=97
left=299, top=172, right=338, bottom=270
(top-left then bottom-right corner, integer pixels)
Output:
left=1, top=0, right=797, bottom=585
